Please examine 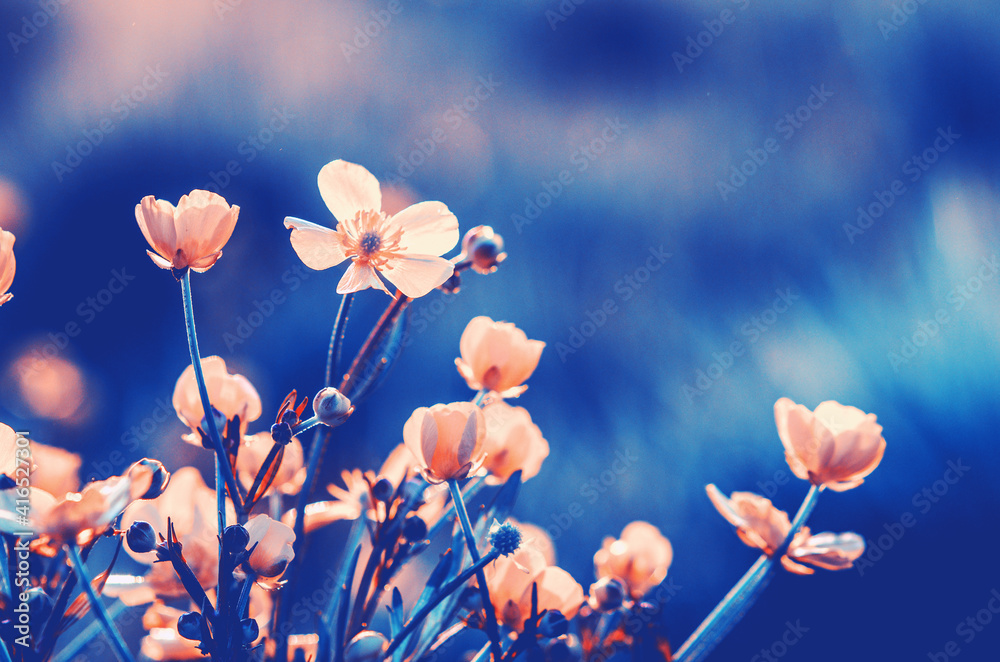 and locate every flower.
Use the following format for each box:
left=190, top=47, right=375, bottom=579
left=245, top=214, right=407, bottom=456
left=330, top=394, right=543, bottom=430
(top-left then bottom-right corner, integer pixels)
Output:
left=0, top=425, right=81, bottom=497
left=774, top=398, right=886, bottom=491
left=481, top=402, right=549, bottom=483
left=509, top=518, right=557, bottom=565
left=402, top=402, right=486, bottom=483
left=284, top=160, right=459, bottom=297
left=173, top=356, right=261, bottom=445
left=455, top=317, right=545, bottom=397
left=593, top=522, right=673, bottom=599
left=0, top=227, right=14, bottom=306
left=236, top=432, right=306, bottom=496
left=483, top=546, right=584, bottom=632
left=706, top=485, right=866, bottom=575
left=244, top=514, right=296, bottom=582
left=135, top=190, right=239, bottom=273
